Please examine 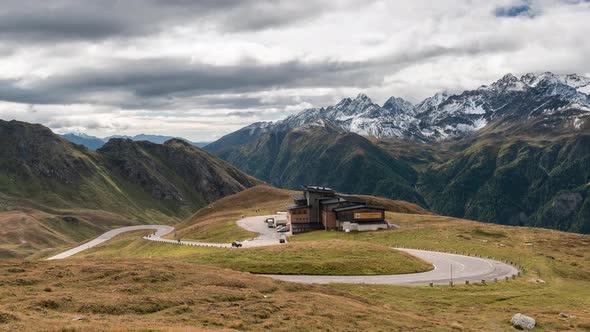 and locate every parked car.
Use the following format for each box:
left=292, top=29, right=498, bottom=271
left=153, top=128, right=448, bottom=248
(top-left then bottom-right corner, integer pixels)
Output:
left=266, top=218, right=275, bottom=228
left=231, top=241, right=242, bottom=248
left=277, top=226, right=288, bottom=233
left=279, top=238, right=286, bottom=244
